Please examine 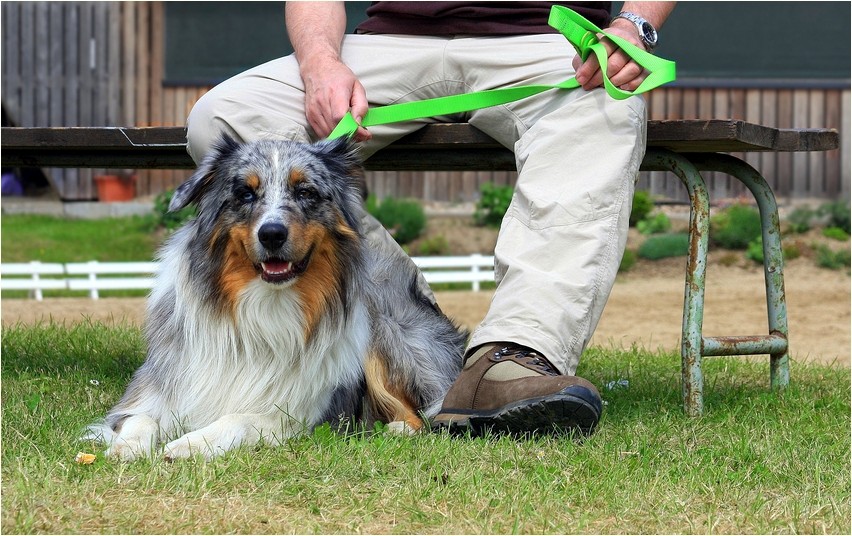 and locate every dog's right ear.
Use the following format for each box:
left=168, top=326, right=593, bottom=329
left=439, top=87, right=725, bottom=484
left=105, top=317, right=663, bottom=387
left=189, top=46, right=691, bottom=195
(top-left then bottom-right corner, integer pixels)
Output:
left=169, top=134, right=241, bottom=212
